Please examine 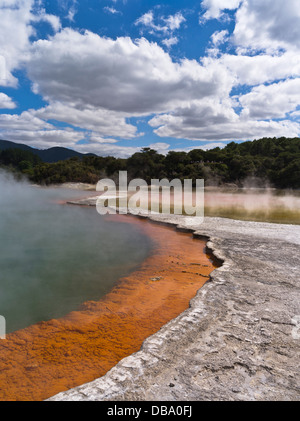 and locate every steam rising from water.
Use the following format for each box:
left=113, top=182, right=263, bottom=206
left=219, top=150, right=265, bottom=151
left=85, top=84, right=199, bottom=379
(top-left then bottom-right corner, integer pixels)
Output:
left=0, top=171, right=152, bottom=333
left=204, top=186, right=300, bottom=224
